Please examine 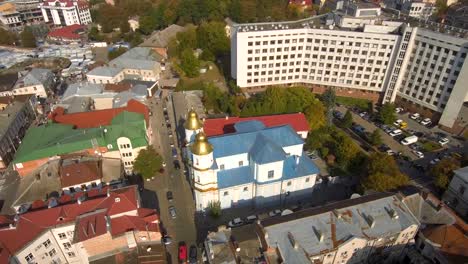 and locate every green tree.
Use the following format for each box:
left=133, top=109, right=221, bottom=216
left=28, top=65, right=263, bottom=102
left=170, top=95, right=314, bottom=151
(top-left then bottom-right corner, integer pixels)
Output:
left=304, top=102, right=326, bottom=131
left=340, top=110, right=353, bottom=128
left=197, top=21, right=230, bottom=58
left=88, top=26, right=103, bottom=41
left=0, top=28, right=17, bottom=45
left=119, top=20, right=130, bottom=33
left=139, top=15, right=156, bottom=35
left=431, top=158, right=460, bottom=191
left=207, top=200, right=222, bottom=218
left=108, top=47, right=128, bottom=60
left=322, top=88, right=336, bottom=126
left=379, top=103, right=397, bottom=125
left=180, top=48, right=200, bottom=77
left=333, top=132, right=360, bottom=167
left=368, top=130, right=382, bottom=146
left=361, top=153, right=409, bottom=192
left=133, top=146, right=163, bottom=180
left=20, top=27, right=36, bottom=48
